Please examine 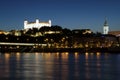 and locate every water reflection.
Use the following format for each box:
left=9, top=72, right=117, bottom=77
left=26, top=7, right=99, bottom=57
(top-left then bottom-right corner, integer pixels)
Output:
left=5, top=53, right=10, bottom=62
left=74, top=52, right=79, bottom=59
left=0, top=52, right=119, bottom=80
left=16, top=52, right=20, bottom=61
